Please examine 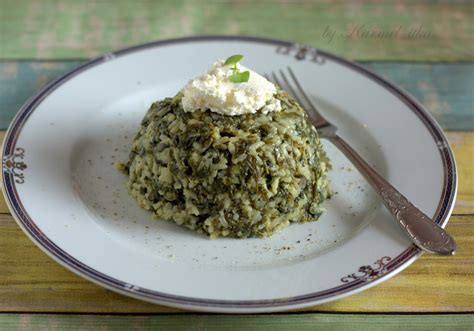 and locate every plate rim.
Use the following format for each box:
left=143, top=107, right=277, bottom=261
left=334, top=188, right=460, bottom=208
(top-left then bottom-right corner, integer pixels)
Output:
left=1, top=35, right=458, bottom=313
